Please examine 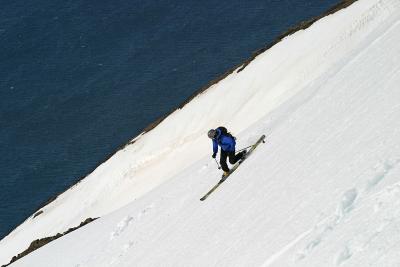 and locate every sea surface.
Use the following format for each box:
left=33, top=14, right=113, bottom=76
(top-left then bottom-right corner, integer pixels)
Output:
left=0, top=0, right=341, bottom=239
